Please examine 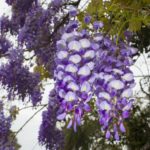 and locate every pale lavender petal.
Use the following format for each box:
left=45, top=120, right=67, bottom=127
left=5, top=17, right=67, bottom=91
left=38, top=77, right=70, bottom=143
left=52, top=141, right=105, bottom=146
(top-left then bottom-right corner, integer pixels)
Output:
left=123, top=101, right=133, bottom=111
left=103, top=74, right=114, bottom=82
left=73, top=120, right=77, bottom=132
left=87, top=61, right=95, bottom=70
left=122, top=73, right=134, bottom=82
left=121, top=88, right=133, bottom=98
left=97, top=72, right=105, bottom=79
left=57, top=64, right=65, bottom=70
left=56, top=40, right=66, bottom=50
left=65, top=91, right=76, bottom=101
left=114, top=131, right=120, bottom=141
left=76, top=115, right=81, bottom=125
left=67, top=119, right=73, bottom=128
left=83, top=50, right=95, bottom=59
left=93, top=21, right=104, bottom=30
left=63, top=75, right=74, bottom=83
left=98, top=92, right=111, bottom=100
left=57, top=112, right=66, bottom=120
left=67, top=82, right=79, bottom=91
left=68, top=40, right=81, bottom=51
left=78, top=65, right=91, bottom=76
left=61, top=32, right=74, bottom=42
left=130, top=47, right=138, bottom=55
left=106, top=130, right=111, bottom=139
left=94, top=35, right=103, bottom=42
left=81, top=81, right=91, bottom=92
left=120, top=123, right=126, bottom=133
left=108, top=80, right=124, bottom=90
left=127, top=57, right=134, bottom=65
left=99, top=101, right=111, bottom=111
left=83, top=103, right=91, bottom=112
left=91, top=43, right=100, bottom=50
left=79, top=38, right=91, bottom=48
left=69, top=54, right=81, bottom=64
left=89, top=75, right=96, bottom=83
left=72, top=31, right=82, bottom=37
left=113, top=68, right=124, bottom=75
left=65, top=64, right=78, bottom=73
left=58, top=89, right=65, bottom=98
left=57, top=71, right=64, bottom=80
left=57, top=51, right=68, bottom=59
